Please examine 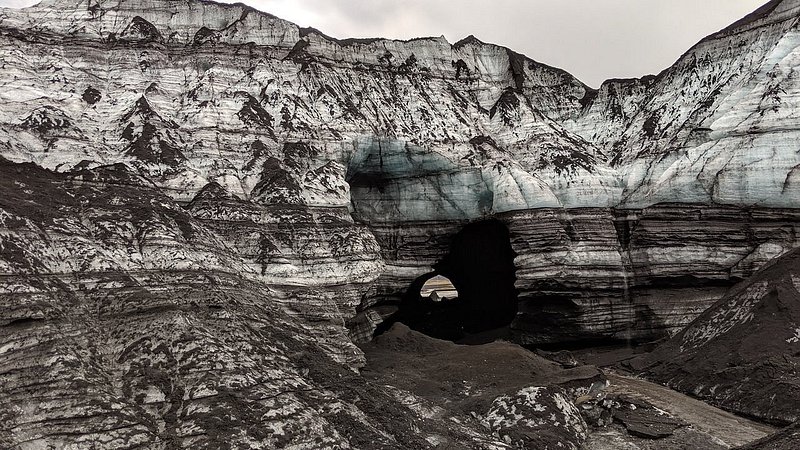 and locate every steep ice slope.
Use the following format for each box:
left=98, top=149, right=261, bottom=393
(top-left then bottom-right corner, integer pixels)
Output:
left=0, top=0, right=618, bottom=216
left=569, top=0, right=800, bottom=207
left=1, top=0, right=799, bottom=212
